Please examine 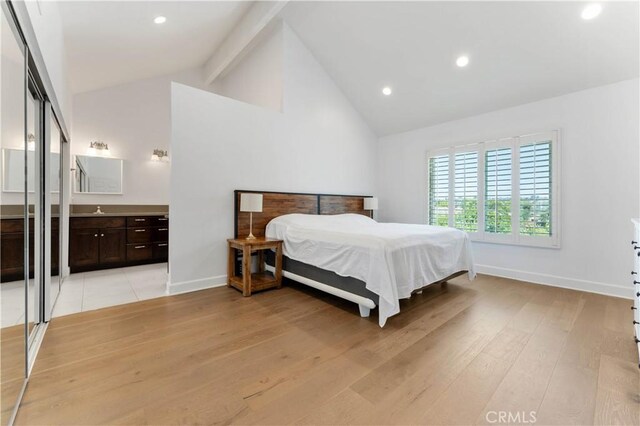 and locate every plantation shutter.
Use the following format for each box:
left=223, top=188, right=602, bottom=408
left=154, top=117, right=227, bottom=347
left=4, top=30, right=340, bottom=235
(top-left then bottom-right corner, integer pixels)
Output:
left=519, top=141, right=552, bottom=236
left=485, top=147, right=512, bottom=234
left=453, top=151, right=478, bottom=232
left=428, top=154, right=450, bottom=226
